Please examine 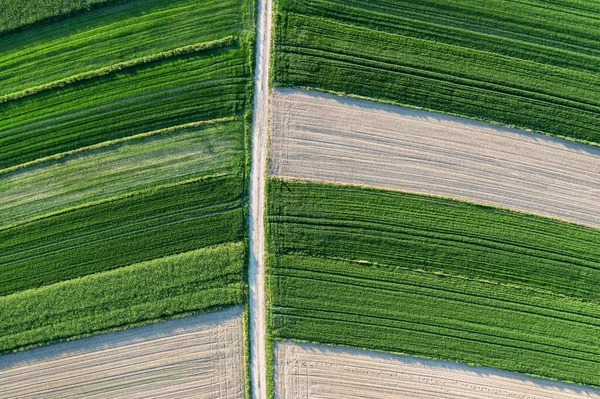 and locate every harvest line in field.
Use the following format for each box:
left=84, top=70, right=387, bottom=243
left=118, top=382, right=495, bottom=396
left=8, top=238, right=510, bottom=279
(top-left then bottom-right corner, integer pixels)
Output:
left=0, top=37, right=235, bottom=104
